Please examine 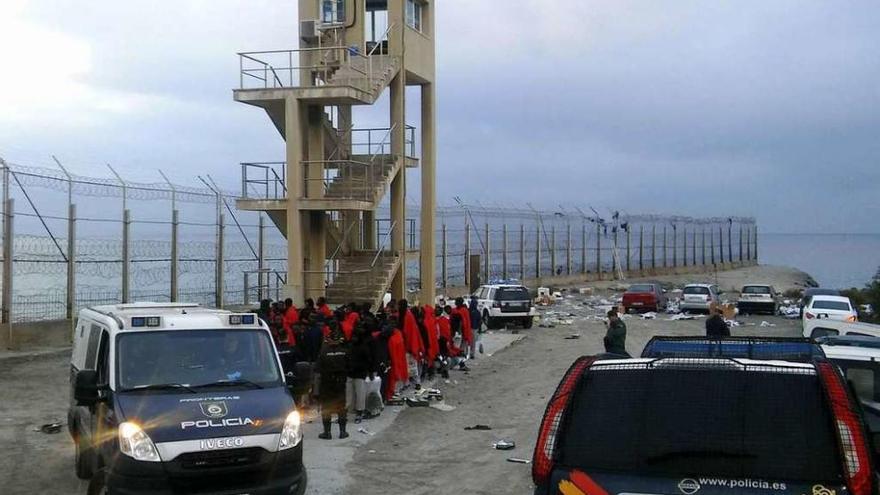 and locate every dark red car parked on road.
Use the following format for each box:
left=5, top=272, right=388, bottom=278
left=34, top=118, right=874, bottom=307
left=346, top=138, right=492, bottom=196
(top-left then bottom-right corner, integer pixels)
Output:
left=622, top=283, right=668, bottom=313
